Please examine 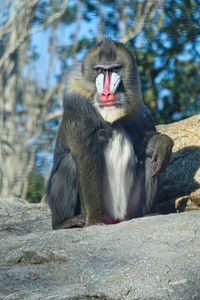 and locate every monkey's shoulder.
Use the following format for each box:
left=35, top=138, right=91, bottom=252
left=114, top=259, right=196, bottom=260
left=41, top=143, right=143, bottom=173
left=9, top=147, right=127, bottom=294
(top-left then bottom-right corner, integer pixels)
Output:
left=63, top=92, right=98, bottom=117
left=121, top=107, right=156, bottom=136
